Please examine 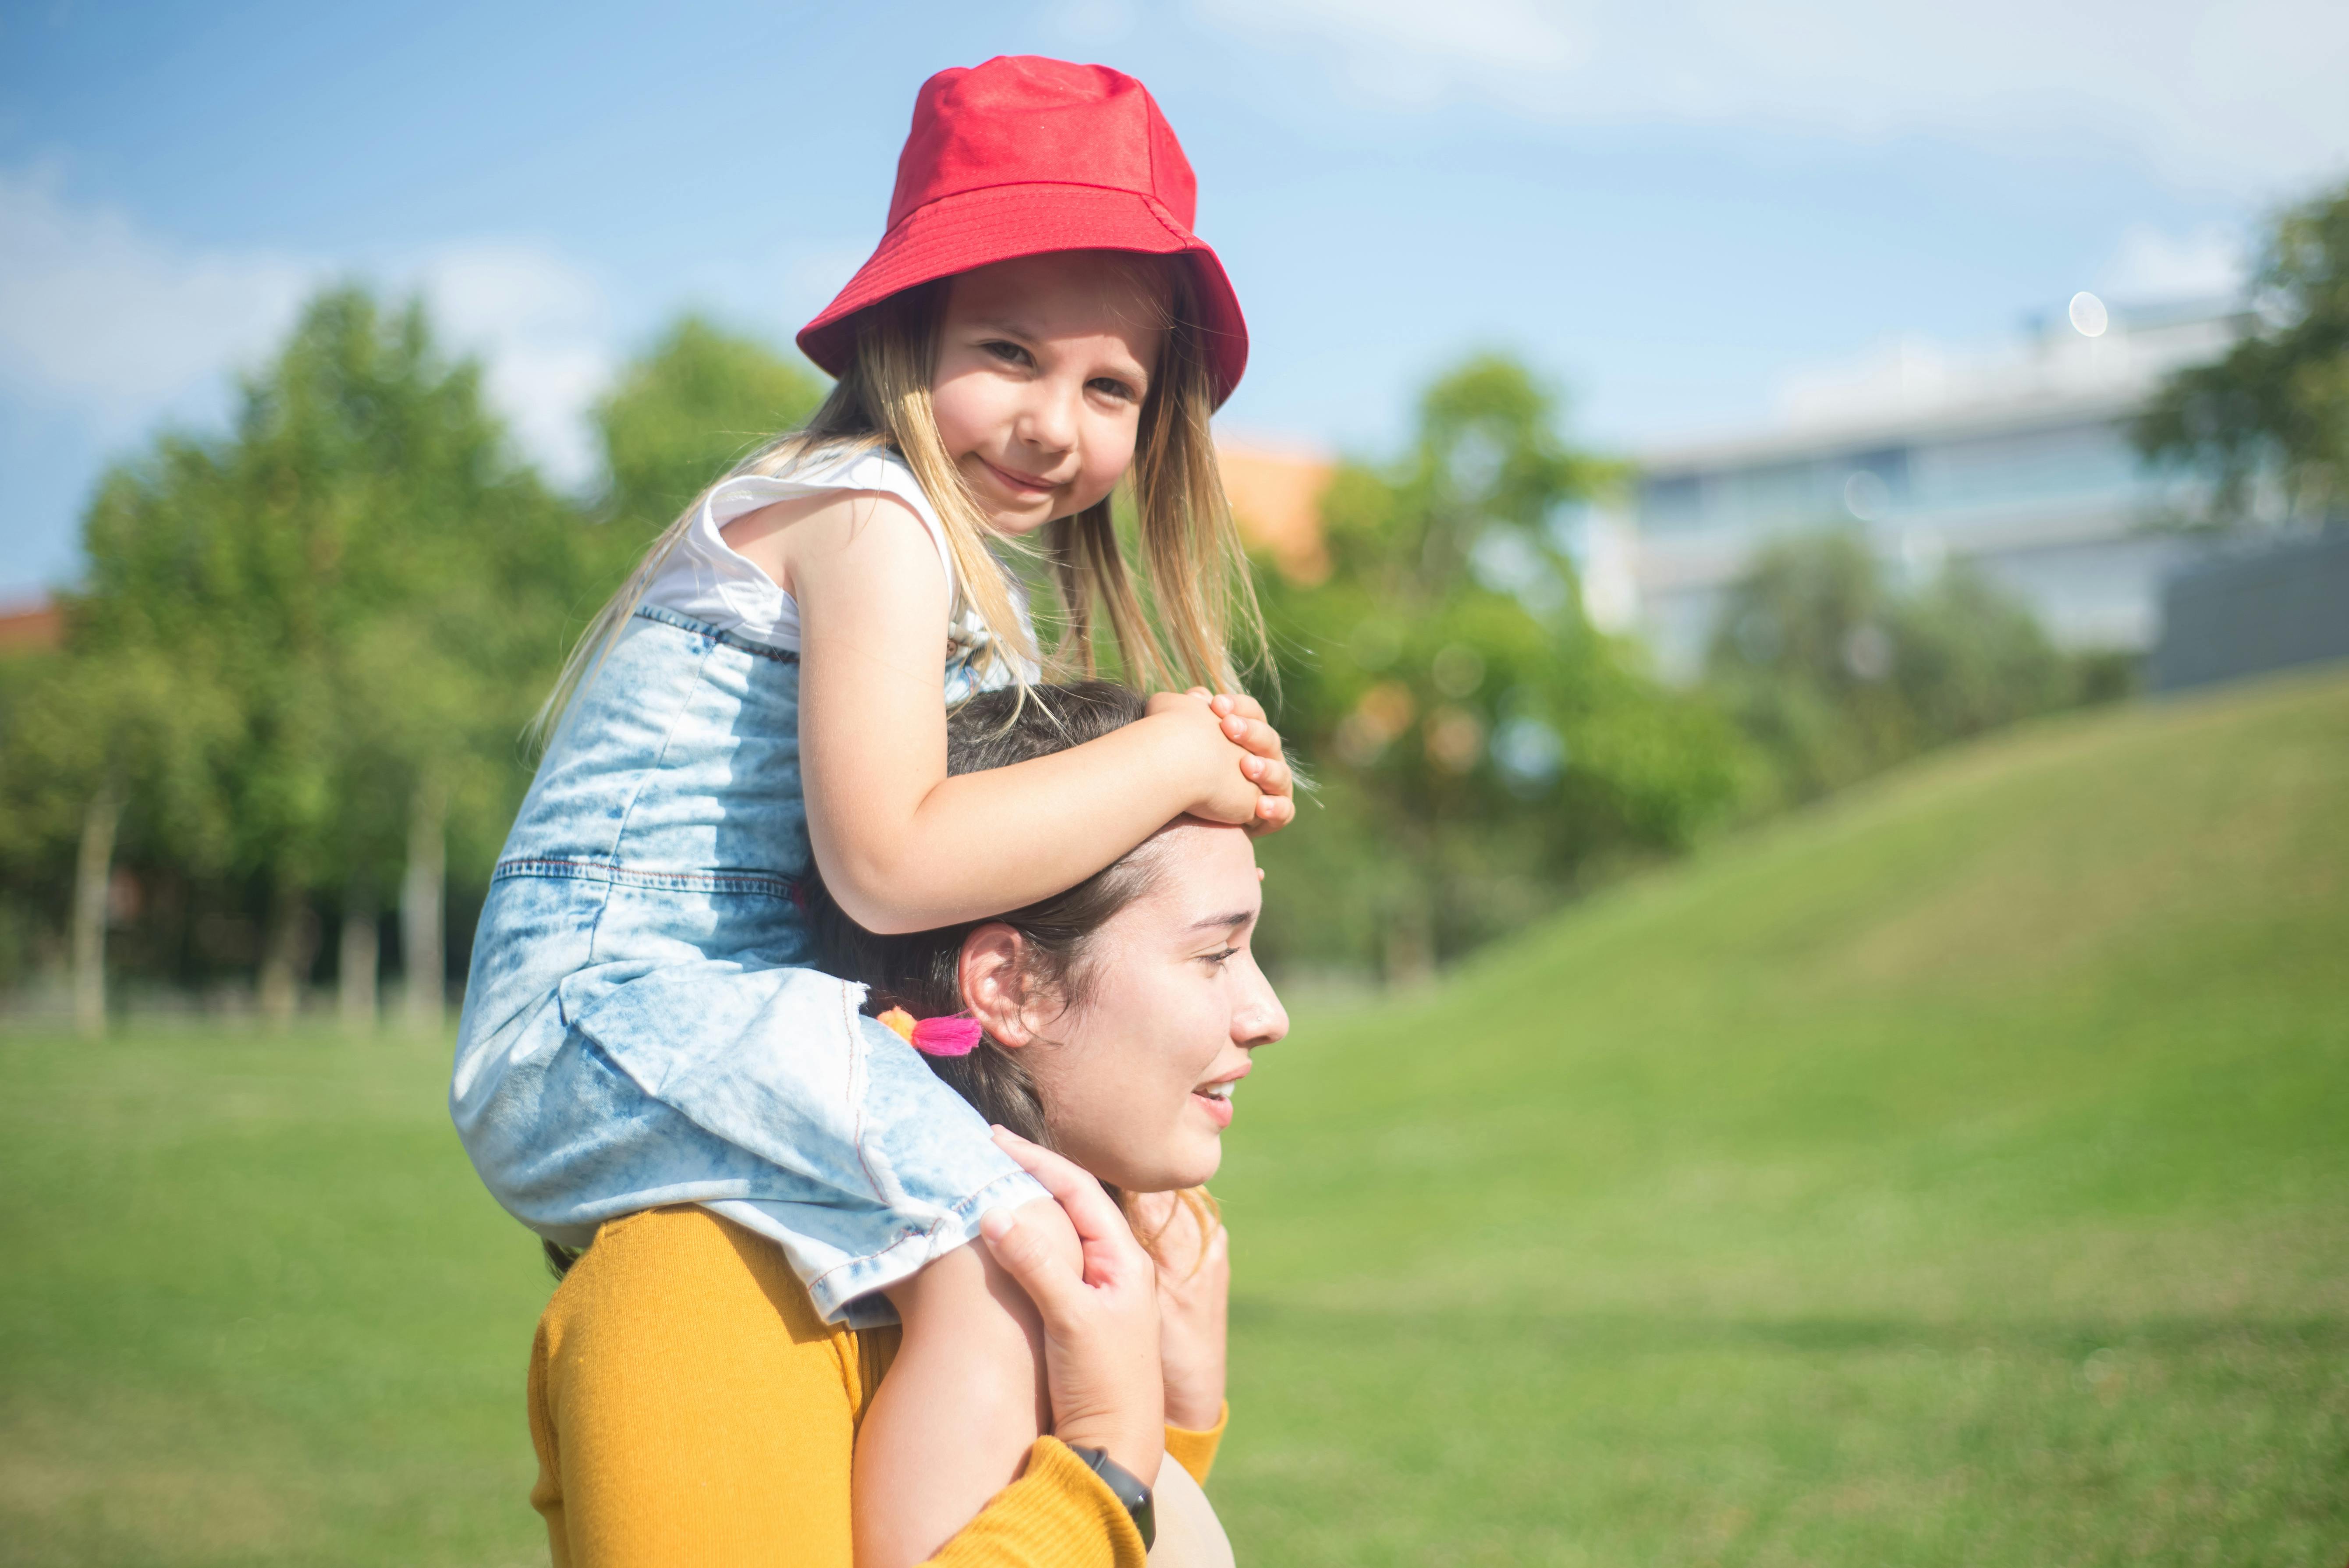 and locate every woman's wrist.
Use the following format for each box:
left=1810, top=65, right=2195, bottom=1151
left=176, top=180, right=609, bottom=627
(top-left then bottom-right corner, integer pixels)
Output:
left=1163, top=1387, right=1224, bottom=1432
left=1055, top=1416, right=1164, bottom=1489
